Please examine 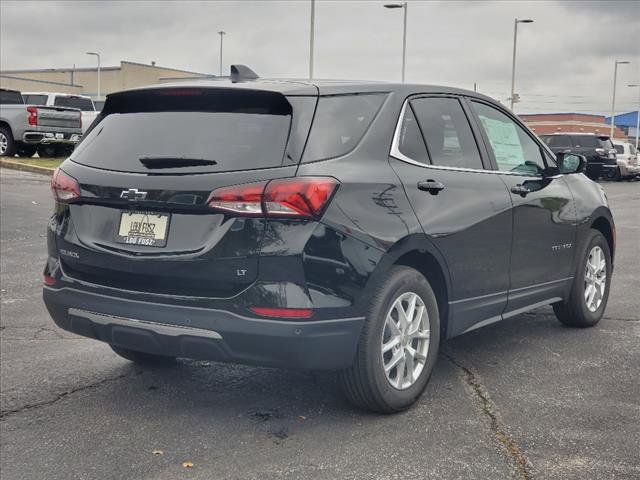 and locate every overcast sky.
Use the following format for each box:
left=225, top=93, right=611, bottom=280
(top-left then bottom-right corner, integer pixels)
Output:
left=1, top=0, right=638, bottom=114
